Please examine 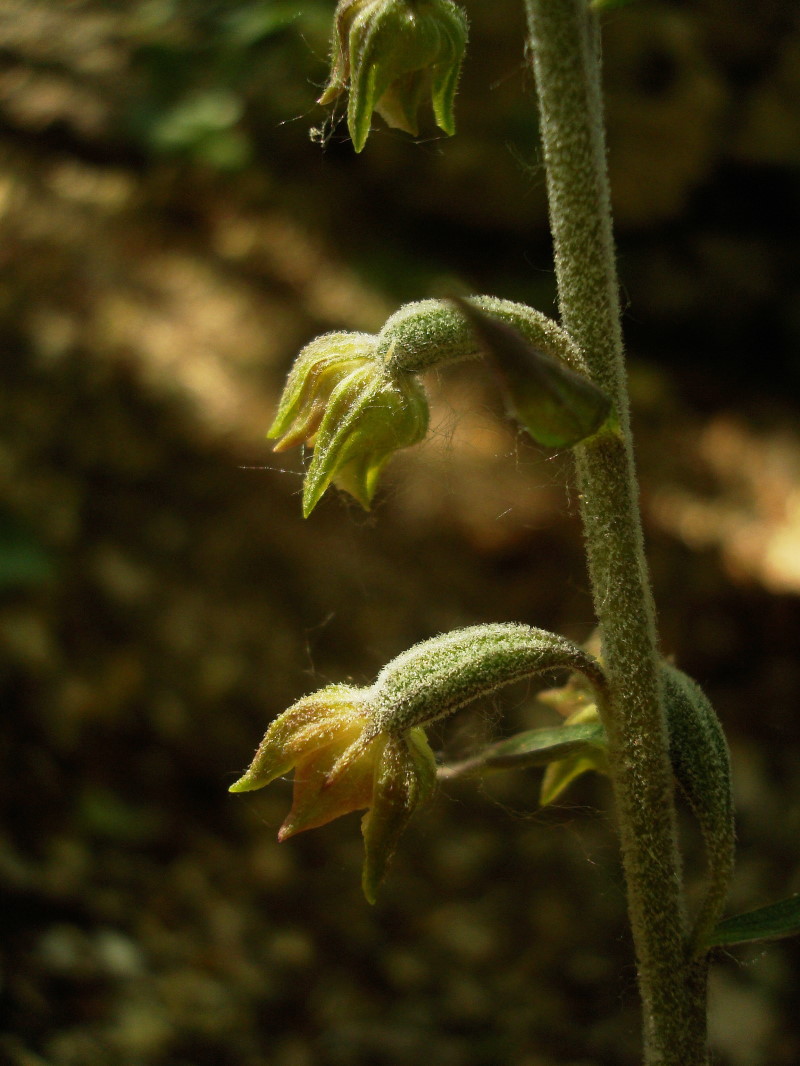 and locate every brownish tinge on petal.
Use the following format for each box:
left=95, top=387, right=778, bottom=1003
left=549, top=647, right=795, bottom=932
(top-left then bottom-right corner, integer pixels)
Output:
left=228, top=686, right=366, bottom=793
left=279, top=733, right=386, bottom=840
